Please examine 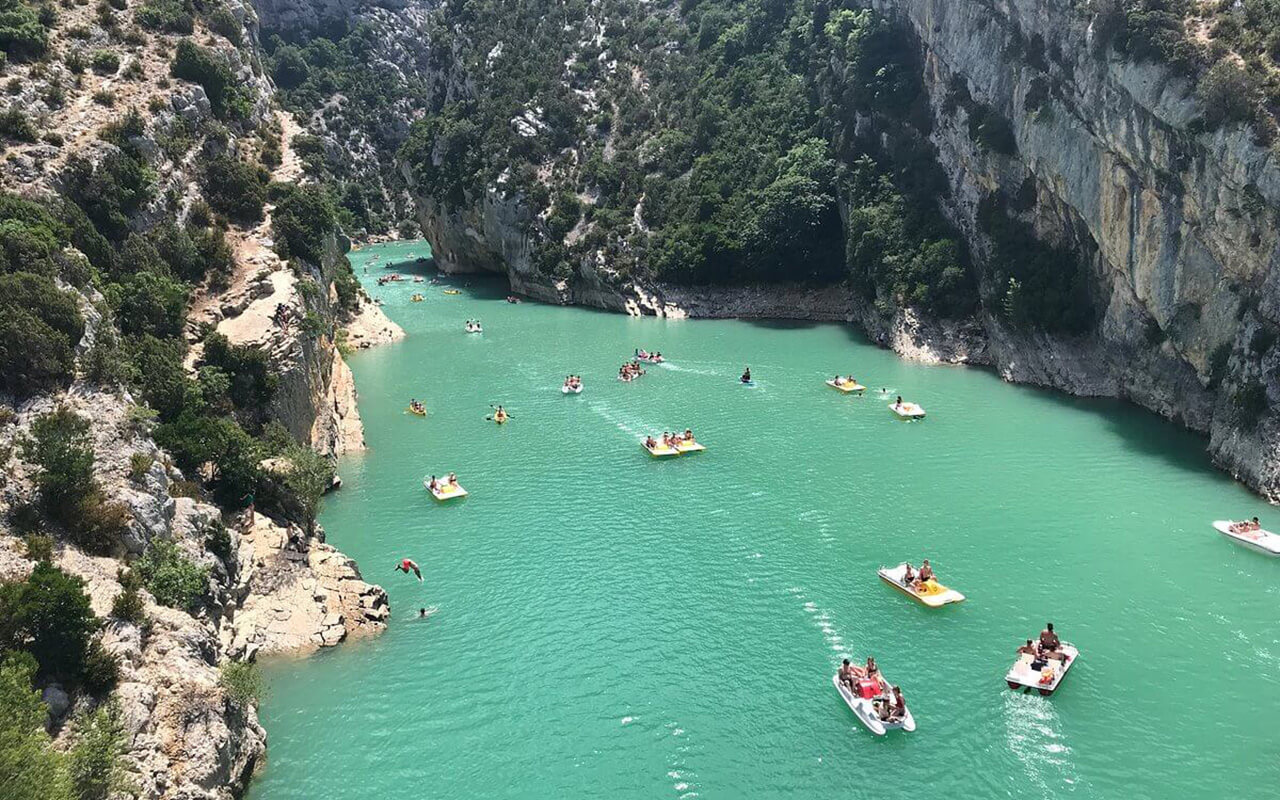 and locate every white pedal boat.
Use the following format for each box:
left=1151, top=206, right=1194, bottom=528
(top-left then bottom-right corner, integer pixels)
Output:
left=562, top=384, right=582, bottom=394
left=832, top=674, right=915, bottom=735
left=1005, top=642, right=1078, bottom=695
left=826, top=379, right=866, bottom=393
left=464, top=325, right=482, bottom=334
left=889, top=401, right=926, bottom=419
left=1212, top=520, right=1280, bottom=556
left=675, top=440, right=705, bottom=454
left=878, top=563, right=965, bottom=607
left=424, top=478, right=468, bottom=501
